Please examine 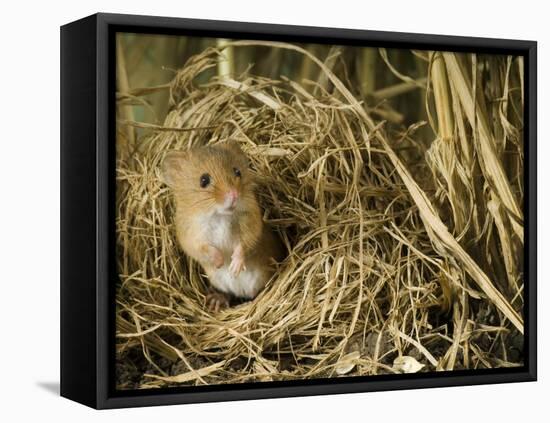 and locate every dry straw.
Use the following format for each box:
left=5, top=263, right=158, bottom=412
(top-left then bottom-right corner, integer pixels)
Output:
left=115, top=42, right=524, bottom=389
